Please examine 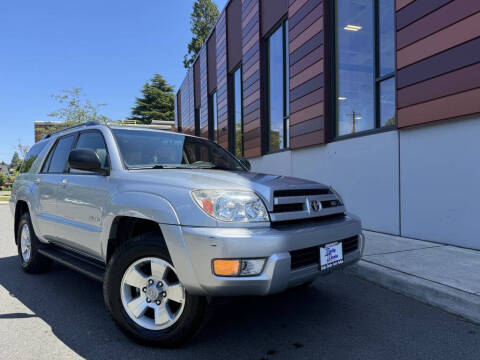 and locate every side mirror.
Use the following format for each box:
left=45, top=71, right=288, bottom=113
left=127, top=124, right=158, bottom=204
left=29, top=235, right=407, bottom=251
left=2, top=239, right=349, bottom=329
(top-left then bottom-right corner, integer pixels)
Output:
left=68, top=149, right=108, bottom=175
left=240, top=157, right=251, bottom=171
